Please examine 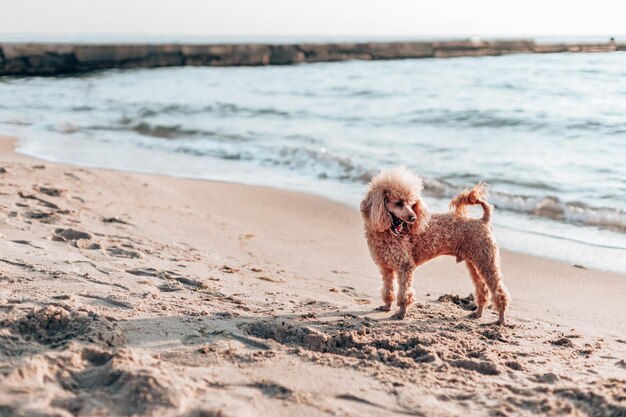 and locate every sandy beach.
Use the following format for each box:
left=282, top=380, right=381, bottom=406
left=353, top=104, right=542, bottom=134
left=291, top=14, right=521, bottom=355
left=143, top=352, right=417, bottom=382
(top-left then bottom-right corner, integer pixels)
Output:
left=0, top=135, right=624, bottom=416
